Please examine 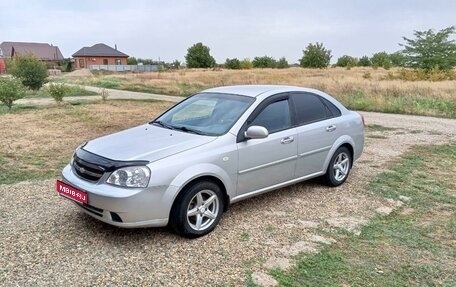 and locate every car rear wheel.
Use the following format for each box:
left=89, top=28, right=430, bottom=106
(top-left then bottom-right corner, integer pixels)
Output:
left=323, top=146, right=352, bottom=187
left=170, top=181, right=224, bottom=238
